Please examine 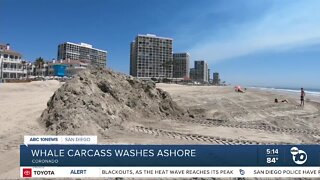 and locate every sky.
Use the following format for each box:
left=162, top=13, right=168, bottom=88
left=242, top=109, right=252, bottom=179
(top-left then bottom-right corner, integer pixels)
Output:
left=1, top=0, right=320, bottom=89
